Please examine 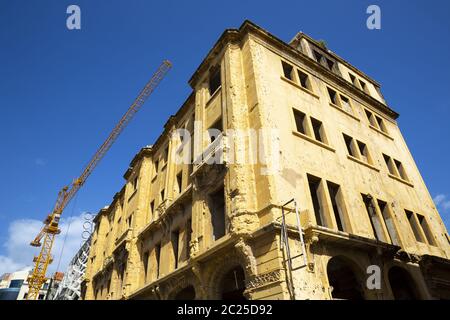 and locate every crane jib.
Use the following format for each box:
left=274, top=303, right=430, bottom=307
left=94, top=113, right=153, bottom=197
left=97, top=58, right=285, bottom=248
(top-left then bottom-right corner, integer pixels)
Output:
left=26, top=60, right=171, bottom=300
